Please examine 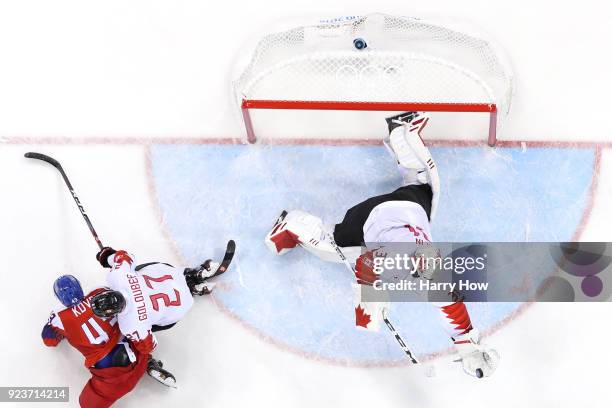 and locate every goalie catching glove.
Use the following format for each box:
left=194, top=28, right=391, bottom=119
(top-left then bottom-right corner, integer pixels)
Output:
left=453, top=329, right=500, bottom=378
